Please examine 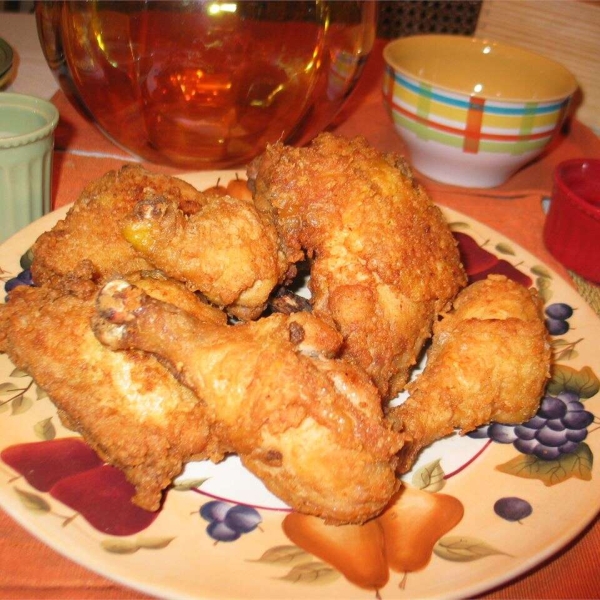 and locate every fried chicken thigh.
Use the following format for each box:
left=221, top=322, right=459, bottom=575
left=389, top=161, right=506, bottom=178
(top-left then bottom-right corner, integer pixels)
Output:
left=0, top=269, right=226, bottom=510
left=31, top=166, right=202, bottom=285
left=388, top=275, right=551, bottom=472
left=93, top=280, right=403, bottom=524
left=248, top=133, right=466, bottom=399
left=32, top=165, right=288, bottom=320
left=120, top=192, right=290, bottom=320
